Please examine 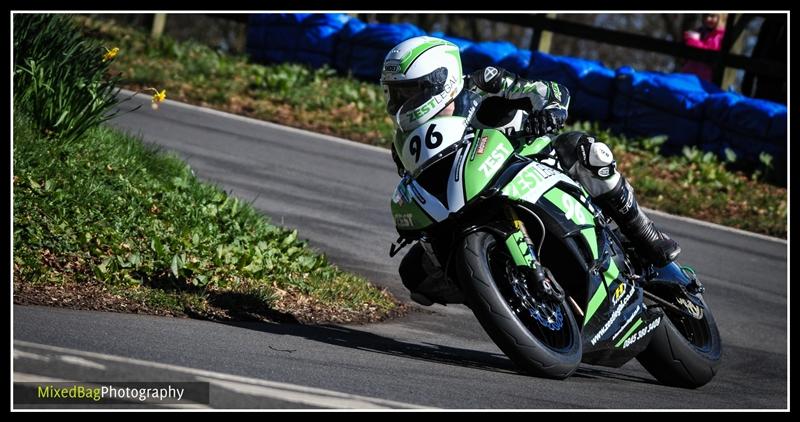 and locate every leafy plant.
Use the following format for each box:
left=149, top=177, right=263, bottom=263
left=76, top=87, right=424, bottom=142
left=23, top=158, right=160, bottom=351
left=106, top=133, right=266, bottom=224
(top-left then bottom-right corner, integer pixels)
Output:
left=14, top=14, right=131, bottom=143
